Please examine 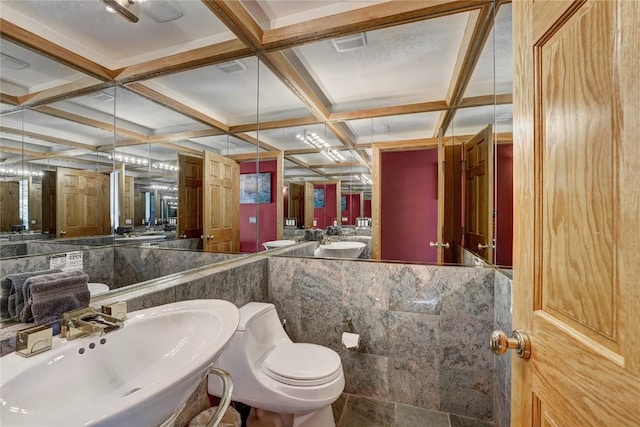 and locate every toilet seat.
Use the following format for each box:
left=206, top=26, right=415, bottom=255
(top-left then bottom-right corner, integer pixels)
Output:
left=263, top=343, right=342, bottom=386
